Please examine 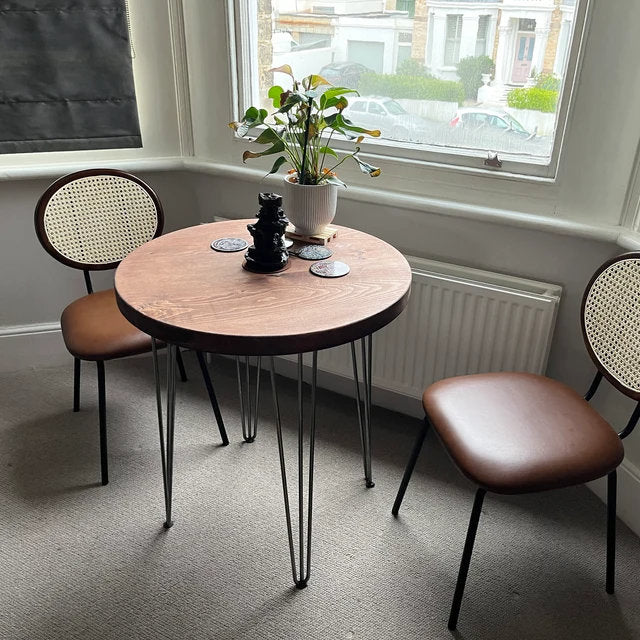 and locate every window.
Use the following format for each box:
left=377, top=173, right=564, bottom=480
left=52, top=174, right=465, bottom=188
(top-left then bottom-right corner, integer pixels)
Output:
left=232, top=0, right=590, bottom=179
left=444, top=15, right=463, bottom=66
left=0, top=0, right=140, bottom=154
left=475, top=15, right=491, bottom=57
left=396, top=0, right=415, bottom=19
